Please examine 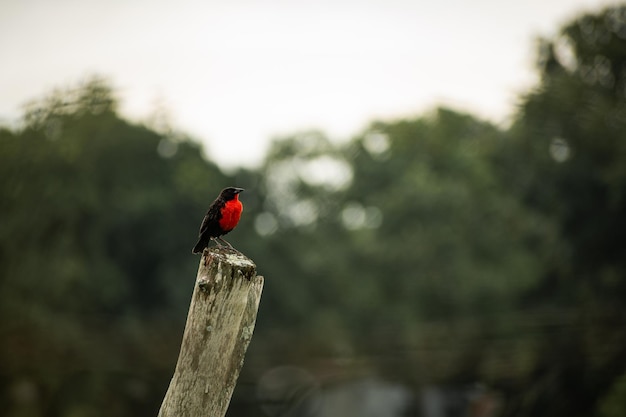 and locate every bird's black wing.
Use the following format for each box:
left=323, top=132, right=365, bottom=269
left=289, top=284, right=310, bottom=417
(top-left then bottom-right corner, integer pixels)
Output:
left=198, top=197, right=224, bottom=238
